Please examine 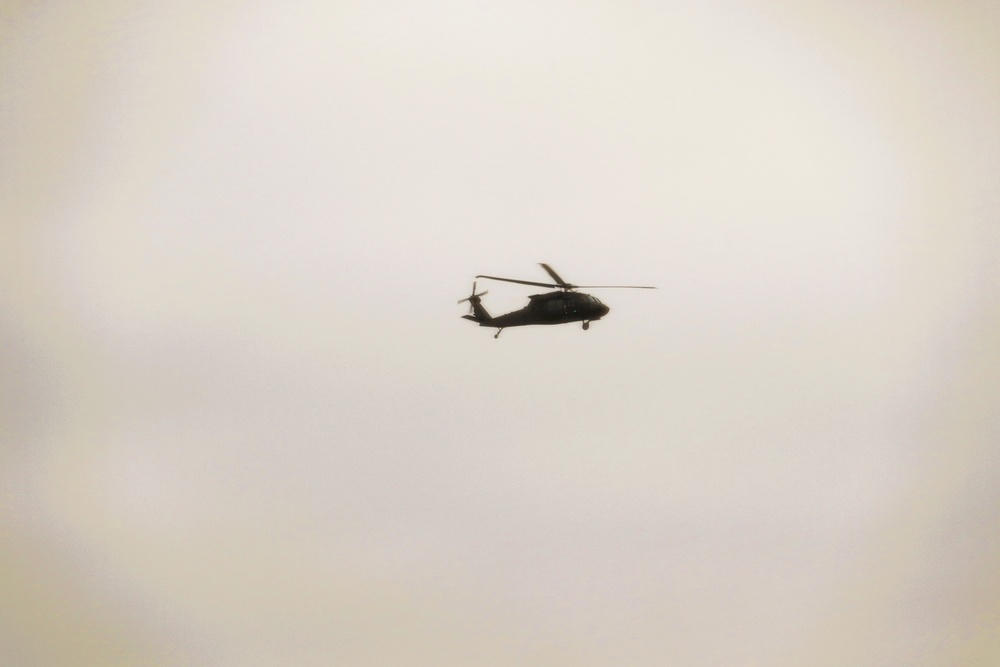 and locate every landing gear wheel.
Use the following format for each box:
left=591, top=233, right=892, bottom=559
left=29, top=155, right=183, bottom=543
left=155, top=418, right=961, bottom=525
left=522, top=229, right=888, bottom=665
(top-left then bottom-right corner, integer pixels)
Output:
left=582, top=321, right=590, bottom=331
left=494, top=328, right=503, bottom=339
